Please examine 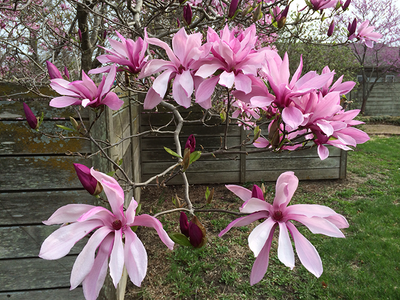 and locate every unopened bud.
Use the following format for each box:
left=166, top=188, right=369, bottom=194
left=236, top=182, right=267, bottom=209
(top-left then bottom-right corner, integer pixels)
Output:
left=73, top=164, right=103, bottom=195
left=23, top=102, right=38, bottom=130
left=327, top=20, right=335, bottom=37
left=183, top=4, right=192, bottom=25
